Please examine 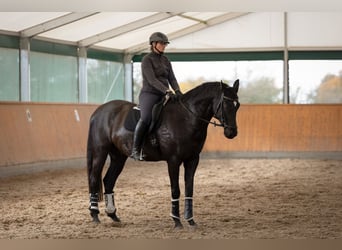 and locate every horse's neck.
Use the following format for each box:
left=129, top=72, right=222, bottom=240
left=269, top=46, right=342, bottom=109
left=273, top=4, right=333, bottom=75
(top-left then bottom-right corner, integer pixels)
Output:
left=183, top=90, right=218, bottom=122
